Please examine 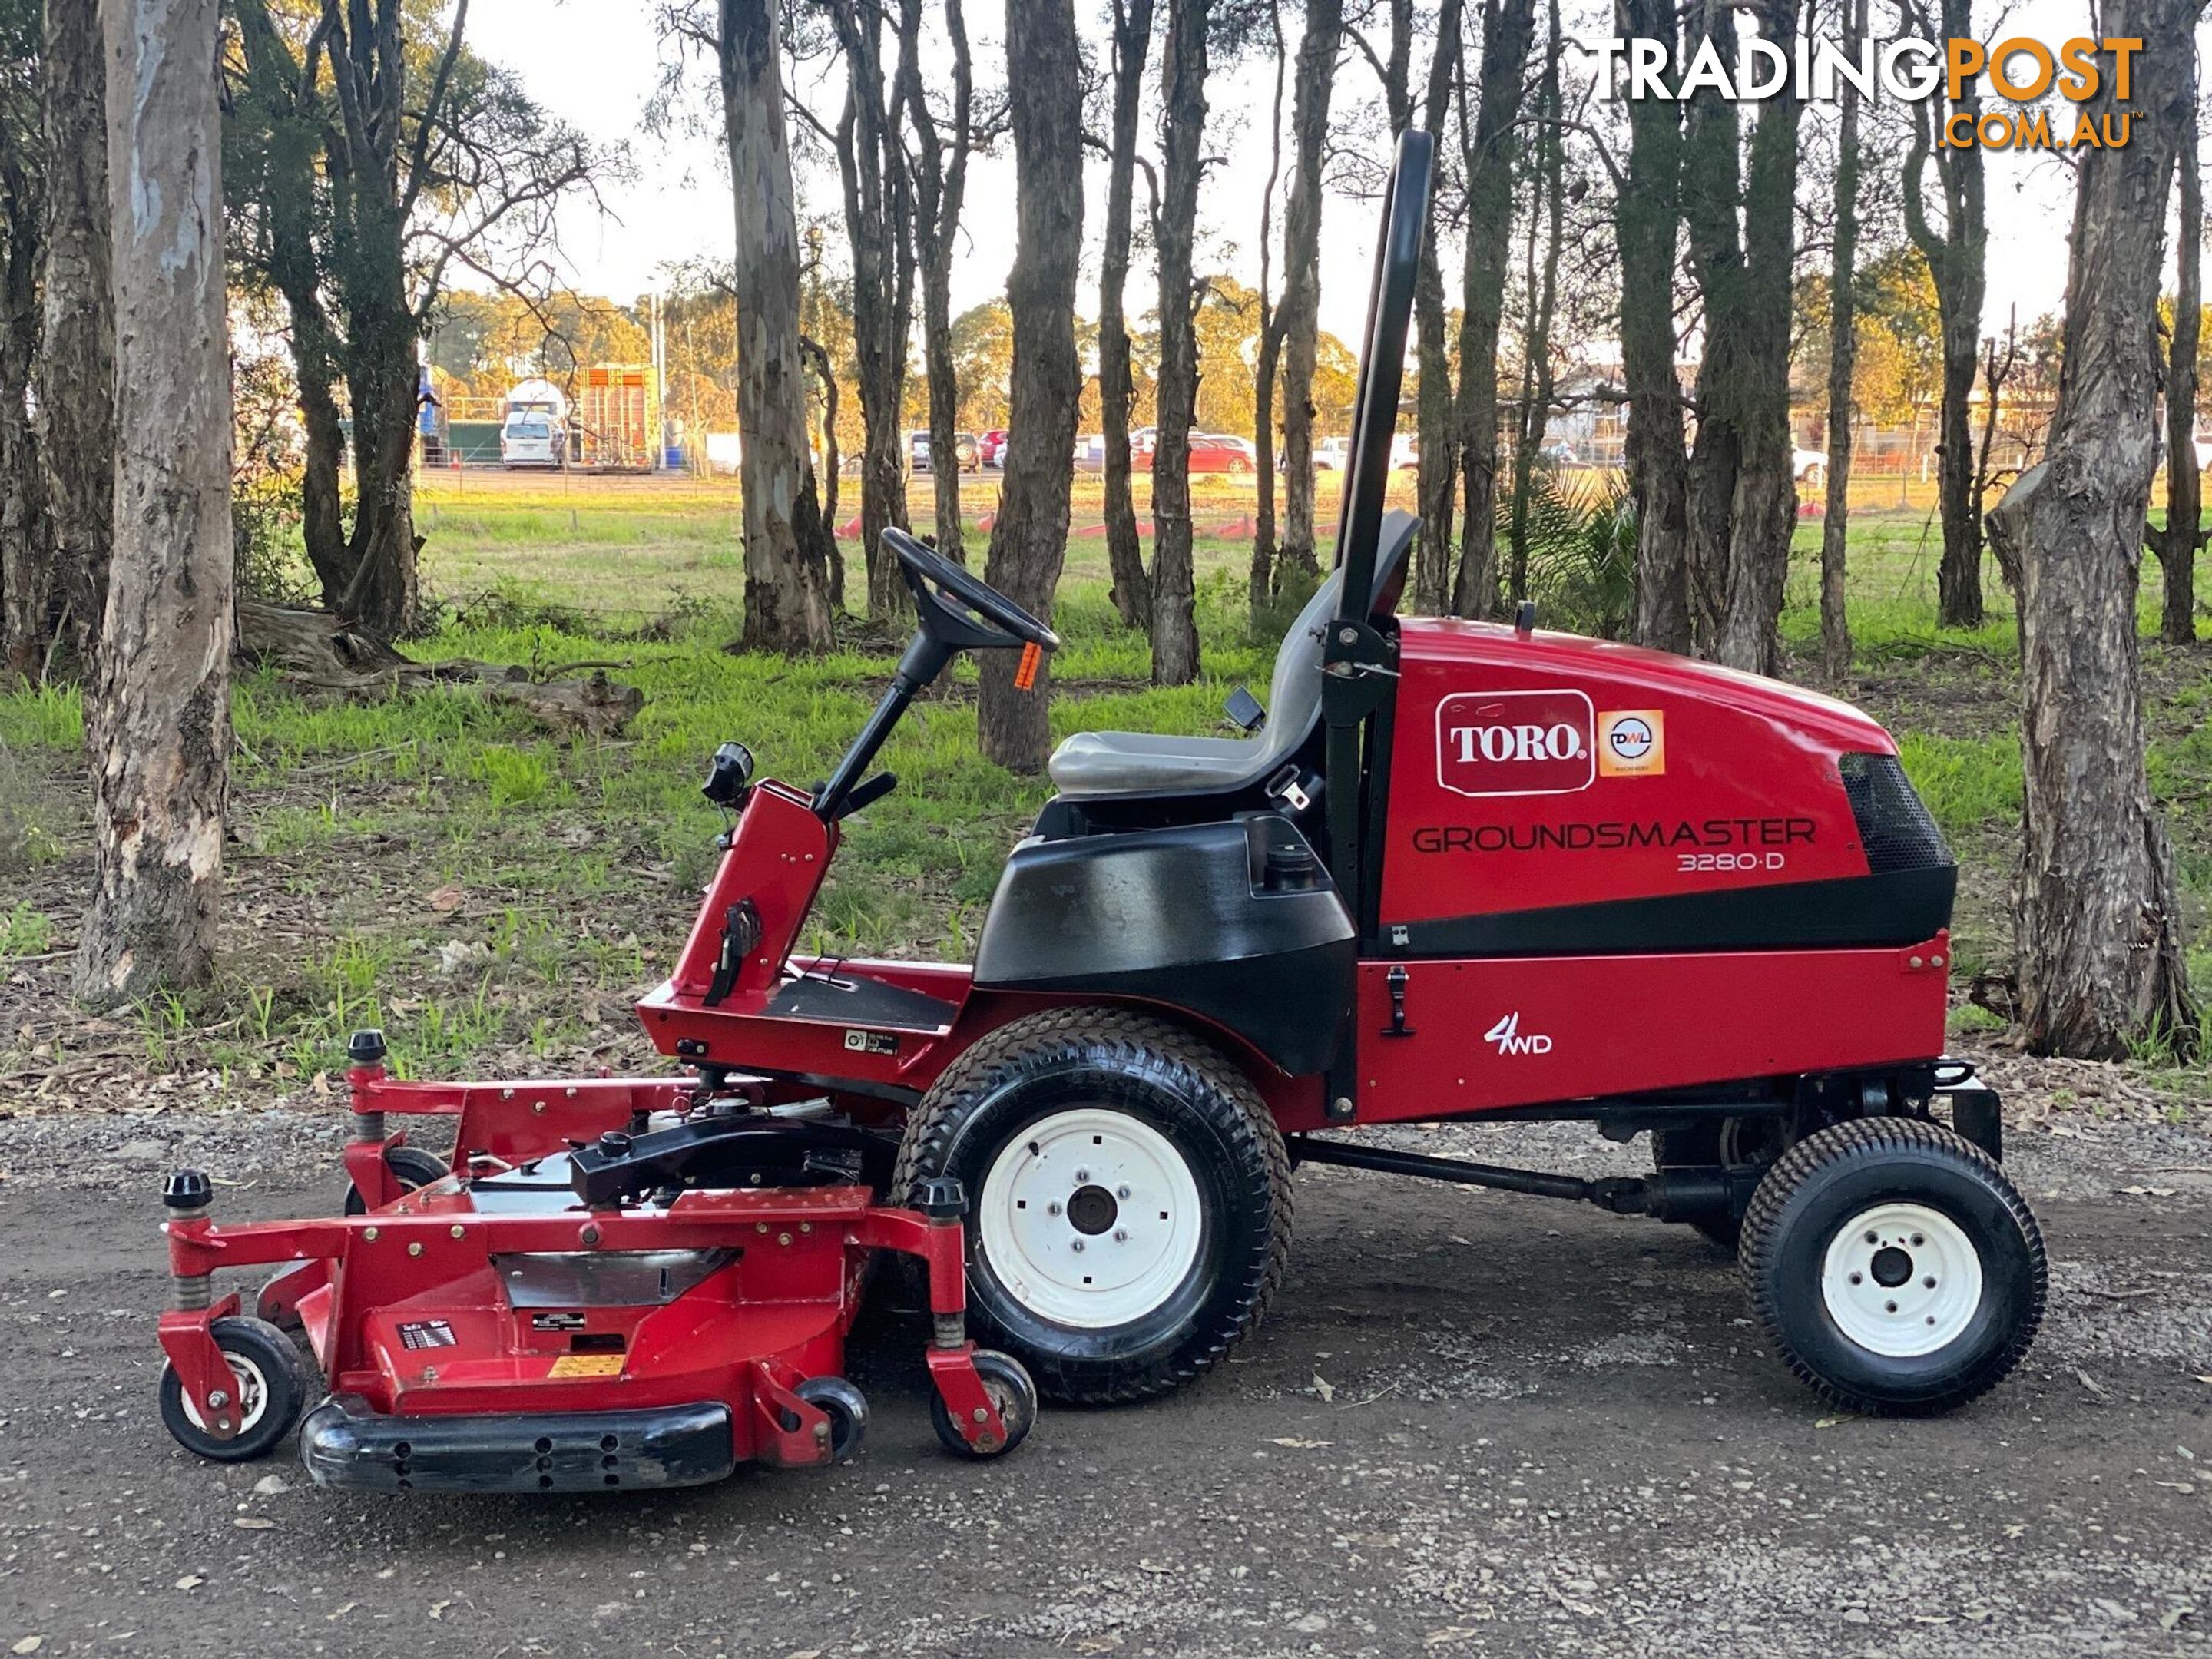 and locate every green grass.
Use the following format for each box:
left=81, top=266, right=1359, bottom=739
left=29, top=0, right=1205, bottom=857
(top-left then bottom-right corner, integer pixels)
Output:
left=7, top=476, right=2212, bottom=1094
